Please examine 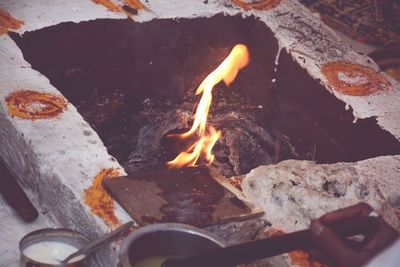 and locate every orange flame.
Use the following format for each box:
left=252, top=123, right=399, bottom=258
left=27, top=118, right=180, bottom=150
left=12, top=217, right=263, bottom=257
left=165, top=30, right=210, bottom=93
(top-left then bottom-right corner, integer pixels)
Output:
left=167, top=44, right=250, bottom=168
